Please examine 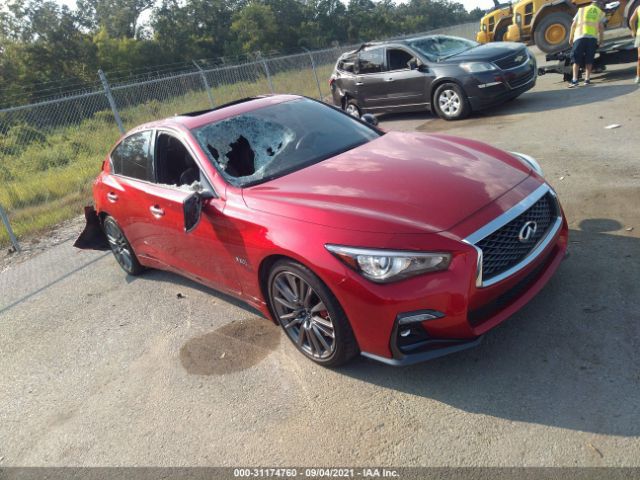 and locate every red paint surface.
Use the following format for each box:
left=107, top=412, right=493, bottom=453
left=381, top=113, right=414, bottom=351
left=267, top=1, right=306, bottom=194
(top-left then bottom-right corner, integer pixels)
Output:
left=93, top=95, right=567, bottom=360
